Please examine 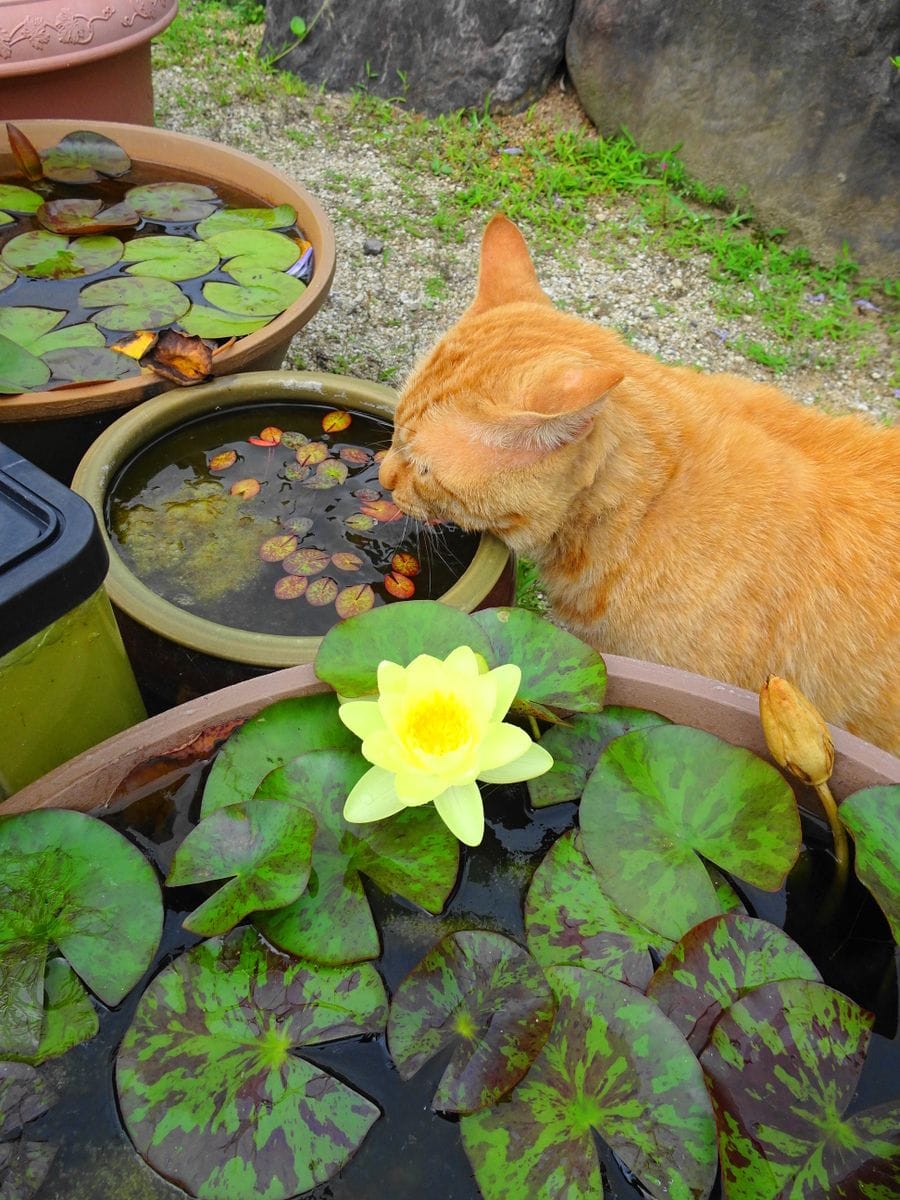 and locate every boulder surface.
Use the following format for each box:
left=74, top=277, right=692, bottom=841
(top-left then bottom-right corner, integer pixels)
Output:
left=566, top=0, right=900, bottom=274
left=263, top=0, right=574, bottom=116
